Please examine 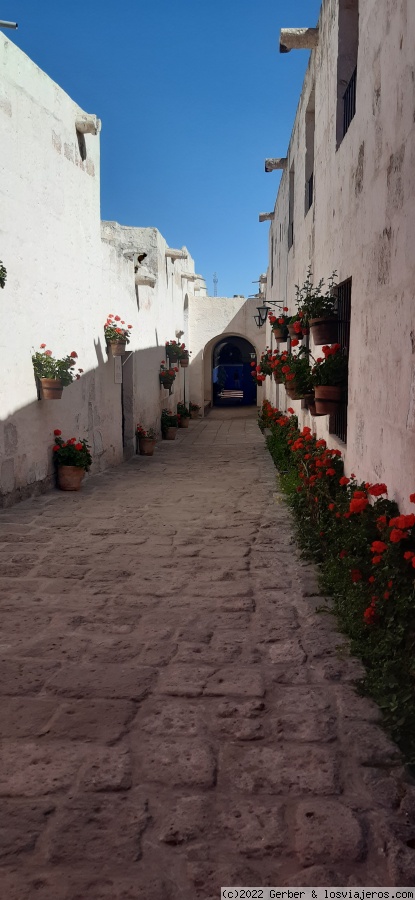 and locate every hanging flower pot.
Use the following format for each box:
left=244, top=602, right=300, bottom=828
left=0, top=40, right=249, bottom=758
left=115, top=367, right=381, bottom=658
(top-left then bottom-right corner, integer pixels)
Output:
left=40, top=378, right=63, bottom=400
left=310, top=317, right=338, bottom=345
left=57, top=466, right=86, bottom=491
left=180, top=357, right=189, bottom=368
left=314, top=385, right=344, bottom=414
left=272, top=326, right=288, bottom=342
left=288, top=323, right=303, bottom=339
left=285, top=381, right=306, bottom=400
left=273, top=372, right=284, bottom=383
left=307, top=400, right=326, bottom=417
left=109, top=341, right=126, bottom=357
